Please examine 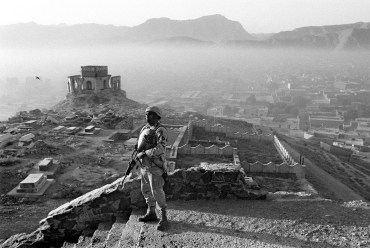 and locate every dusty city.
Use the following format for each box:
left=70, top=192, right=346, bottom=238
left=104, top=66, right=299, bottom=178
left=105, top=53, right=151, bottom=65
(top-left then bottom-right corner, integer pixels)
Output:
left=1, top=3, right=370, bottom=247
